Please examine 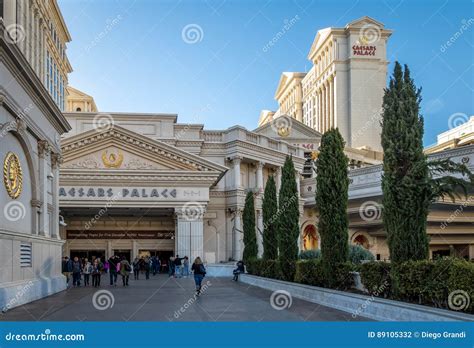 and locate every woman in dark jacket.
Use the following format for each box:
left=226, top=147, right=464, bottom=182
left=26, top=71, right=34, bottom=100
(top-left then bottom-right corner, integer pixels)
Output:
left=191, top=257, right=206, bottom=294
